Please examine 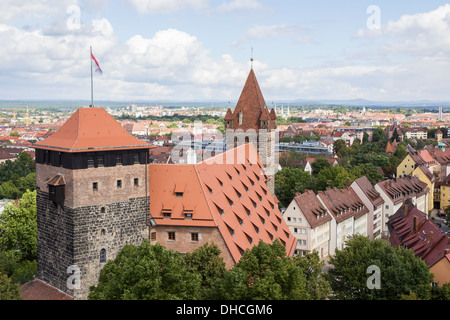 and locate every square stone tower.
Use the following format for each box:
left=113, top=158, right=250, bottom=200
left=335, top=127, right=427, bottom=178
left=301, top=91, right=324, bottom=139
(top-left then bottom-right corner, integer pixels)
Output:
left=224, top=68, right=278, bottom=195
left=33, top=107, right=151, bottom=300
